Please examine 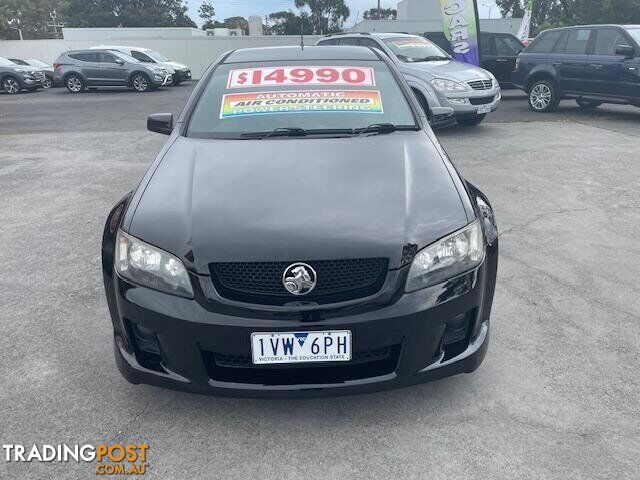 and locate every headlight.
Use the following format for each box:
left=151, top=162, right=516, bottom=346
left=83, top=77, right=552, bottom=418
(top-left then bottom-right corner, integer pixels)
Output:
left=406, top=220, right=484, bottom=292
left=430, top=78, right=469, bottom=92
left=476, top=197, right=498, bottom=245
left=15, top=68, right=29, bottom=73
left=115, top=230, right=193, bottom=298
